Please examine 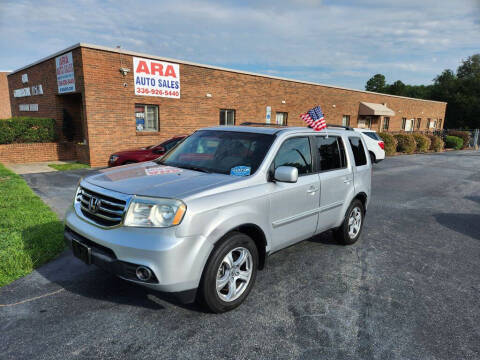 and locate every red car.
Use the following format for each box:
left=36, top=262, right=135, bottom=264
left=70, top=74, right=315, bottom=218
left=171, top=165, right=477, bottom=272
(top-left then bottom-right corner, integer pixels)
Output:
left=108, top=135, right=187, bottom=167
